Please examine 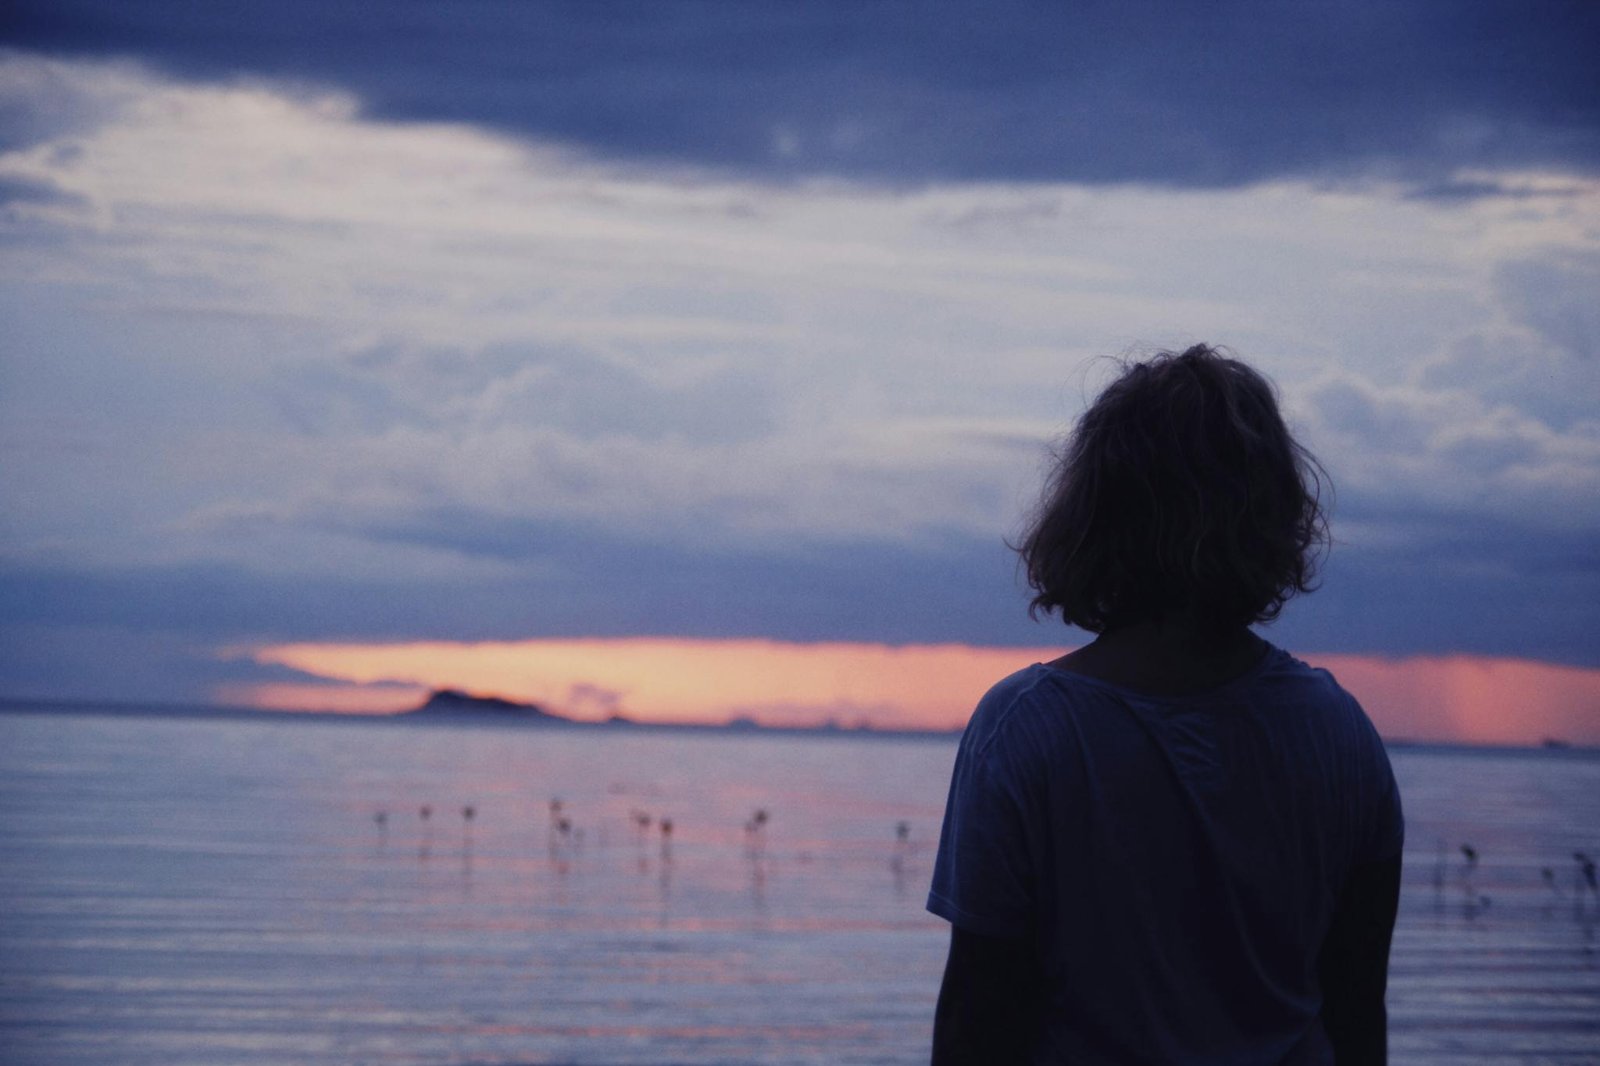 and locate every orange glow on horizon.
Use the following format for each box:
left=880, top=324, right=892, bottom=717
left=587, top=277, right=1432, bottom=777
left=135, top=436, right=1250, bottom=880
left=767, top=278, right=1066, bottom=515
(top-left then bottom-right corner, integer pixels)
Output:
left=1307, top=653, right=1600, bottom=747
left=217, top=681, right=430, bottom=715
left=232, top=637, right=1600, bottom=746
left=242, top=638, right=1065, bottom=730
